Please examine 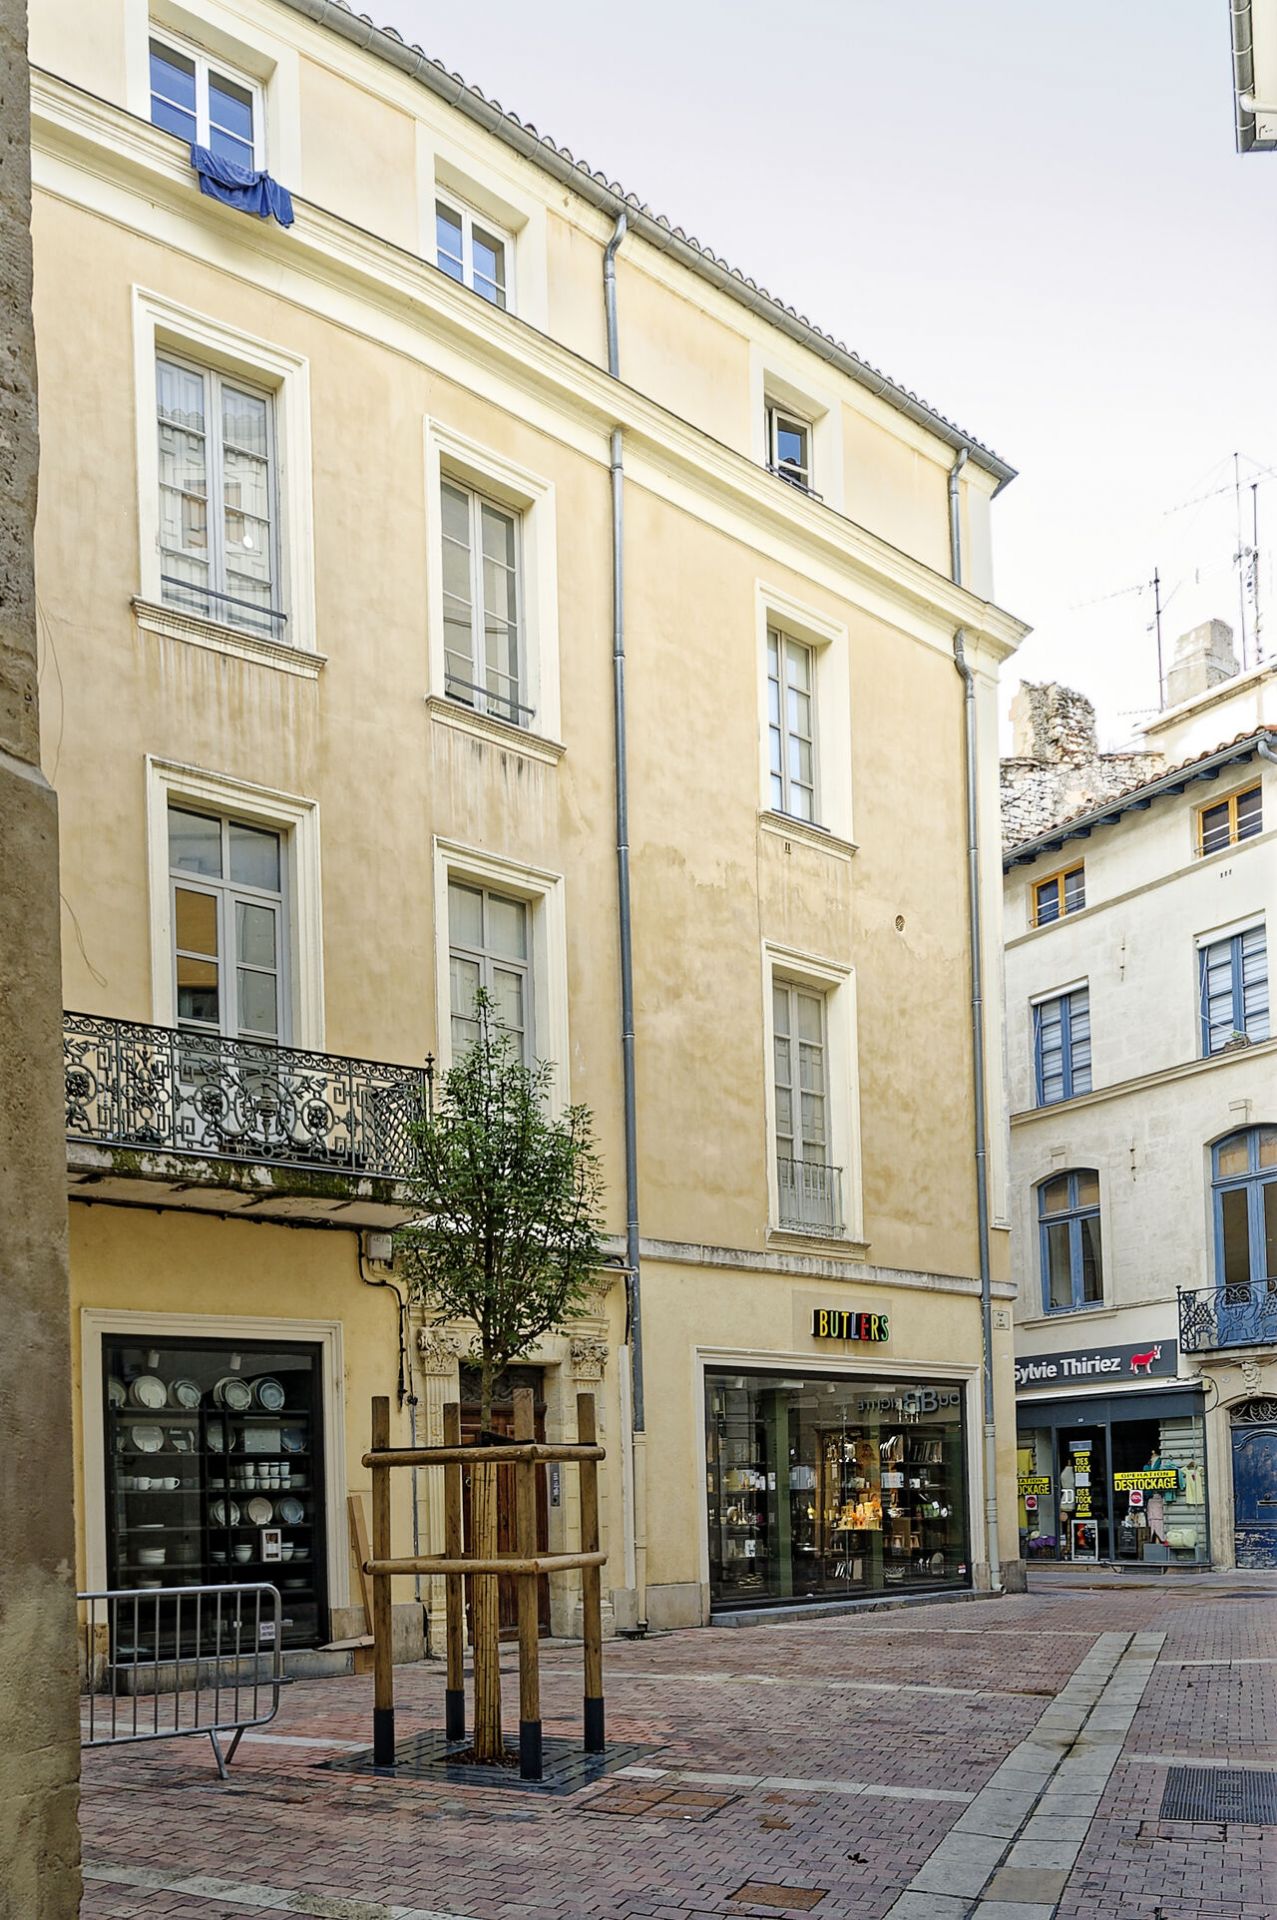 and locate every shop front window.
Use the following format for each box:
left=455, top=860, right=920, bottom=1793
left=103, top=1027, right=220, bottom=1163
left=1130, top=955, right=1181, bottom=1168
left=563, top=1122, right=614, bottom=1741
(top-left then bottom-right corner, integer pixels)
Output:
left=102, top=1334, right=326, bottom=1650
left=1110, top=1414, right=1208, bottom=1564
left=1057, top=1430, right=1106, bottom=1561
left=704, top=1369, right=969, bottom=1608
left=1017, top=1428, right=1058, bottom=1558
